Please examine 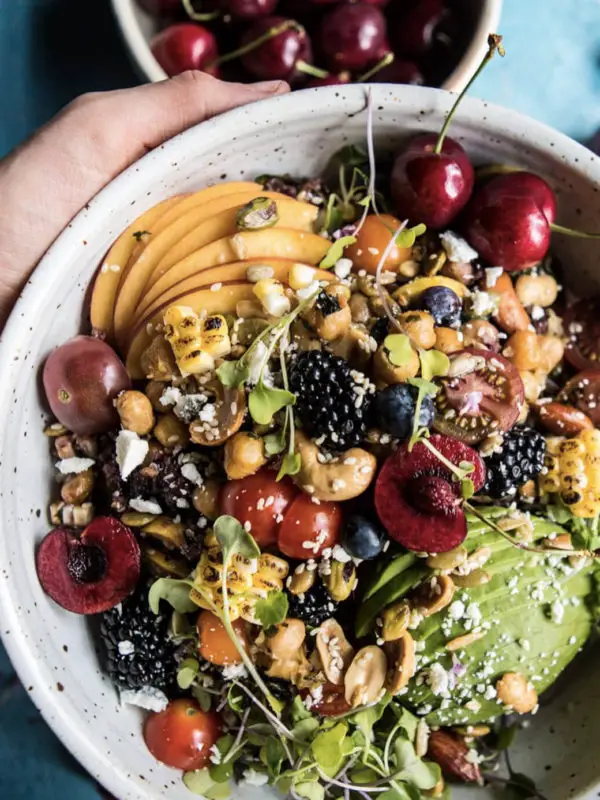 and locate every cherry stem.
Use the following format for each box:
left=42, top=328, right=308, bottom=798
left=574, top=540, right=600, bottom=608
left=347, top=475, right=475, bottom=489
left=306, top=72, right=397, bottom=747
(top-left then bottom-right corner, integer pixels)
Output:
left=475, top=163, right=523, bottom=181
left=181, top=0, right=220, bottom=22
left=211, top=19, right=303, bottom=68
left=295, top=61, right=329, bottom=79
left=434, top=33, right=505, bottom=155
left=358, top=51, right=395, bottom=83
left=550, top=222, right=600, bottom=240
